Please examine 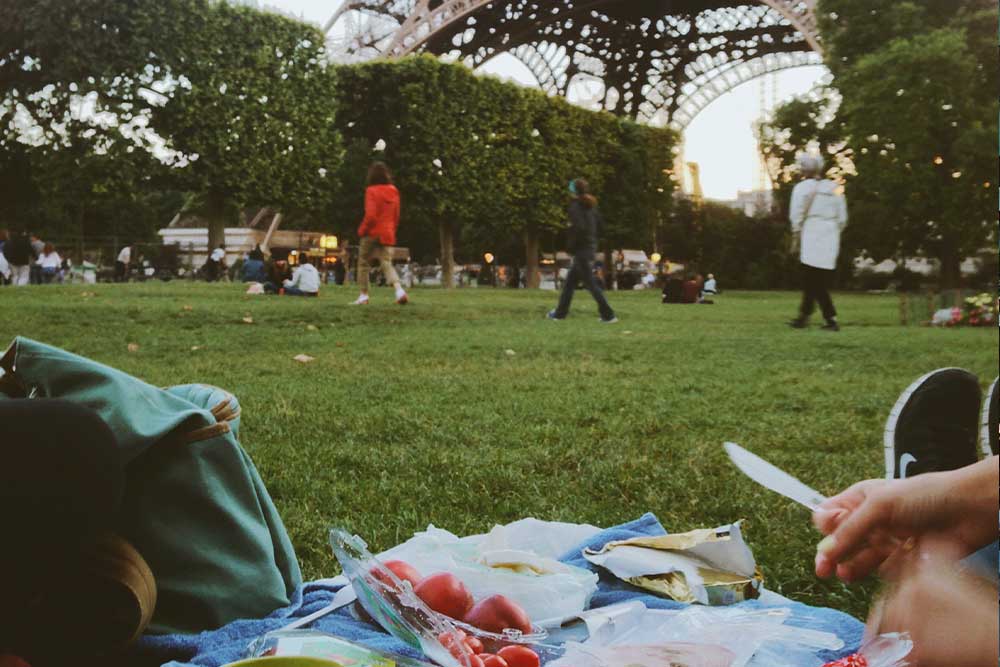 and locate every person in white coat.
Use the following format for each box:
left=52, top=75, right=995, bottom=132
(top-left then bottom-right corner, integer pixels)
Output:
left=788, top=154, right=848, bottom=331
